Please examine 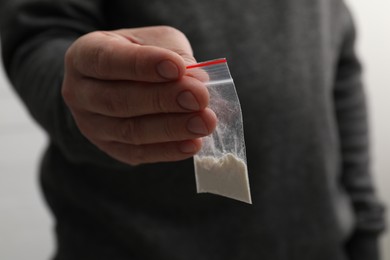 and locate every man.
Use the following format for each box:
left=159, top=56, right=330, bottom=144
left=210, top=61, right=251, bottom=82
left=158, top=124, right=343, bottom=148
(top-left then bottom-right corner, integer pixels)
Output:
left=0, top=0, right=385, bottom=259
